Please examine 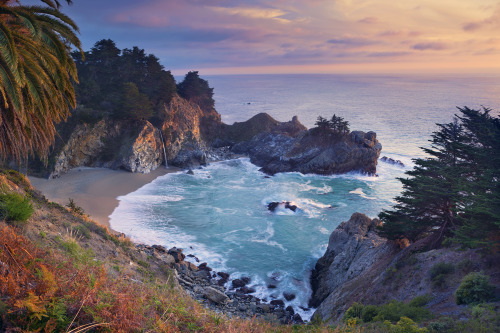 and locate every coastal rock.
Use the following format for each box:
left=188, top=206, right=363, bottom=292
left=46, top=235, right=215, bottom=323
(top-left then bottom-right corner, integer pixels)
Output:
left=268, top=201, right=298, bottom=213
left=168, top=247, right=186, bottom=263
left=119, top=121, right=163, bottom=173
left=309, top=213, right=396, bottom=309
left=203, top=286, right=230, bottom=304
left=220, top=113, right=307, bottom=145
left=161, top=94, right=220, bottom=168
left=49, top=119, right=164, bottom=178
left=380, top=156, right=405, bottom=167
left=233, top=128, right=382, bottom=176
left=309, top=213, right=394, bottom=307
